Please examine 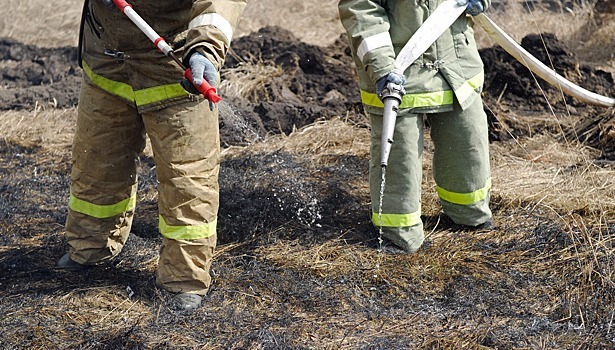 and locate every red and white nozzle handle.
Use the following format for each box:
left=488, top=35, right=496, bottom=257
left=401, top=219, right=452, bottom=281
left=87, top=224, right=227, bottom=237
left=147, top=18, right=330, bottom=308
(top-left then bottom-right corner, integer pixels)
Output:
left=111, top=0, right=173, bottom=55
left=110, top=0, right=221, bottom=102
